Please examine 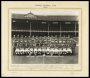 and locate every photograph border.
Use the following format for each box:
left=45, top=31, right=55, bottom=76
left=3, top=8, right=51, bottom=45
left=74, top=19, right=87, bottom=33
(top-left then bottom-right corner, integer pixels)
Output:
left=2, top=1, right=88, bottom=77
left=8, top=8, right=82, bottom=71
